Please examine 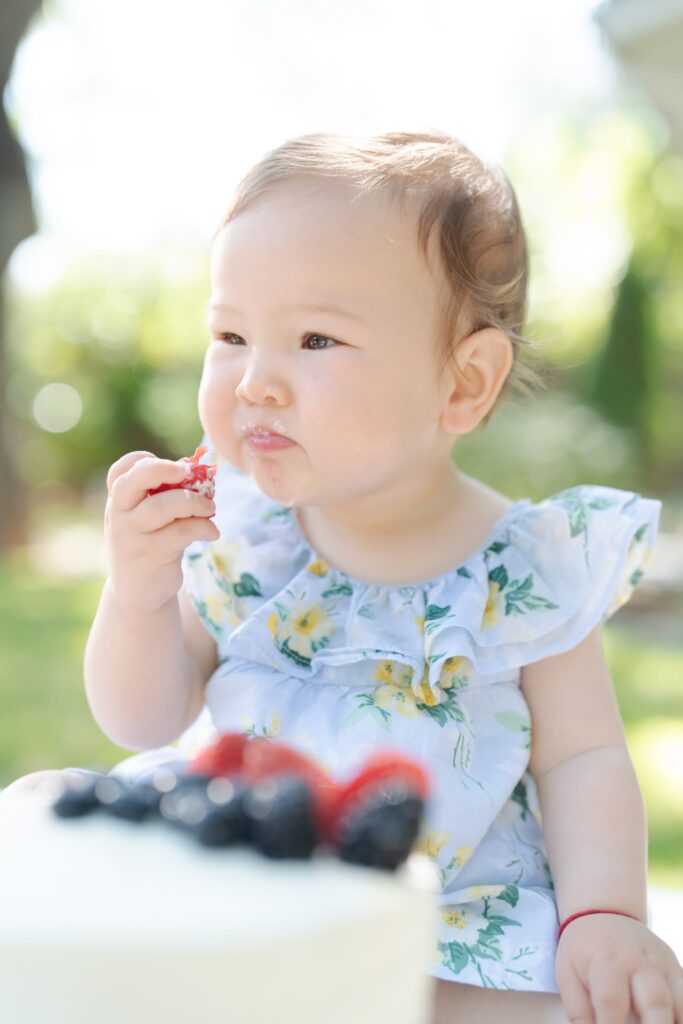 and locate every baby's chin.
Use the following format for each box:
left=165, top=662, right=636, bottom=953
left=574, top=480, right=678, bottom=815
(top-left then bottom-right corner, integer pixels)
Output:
left=244, top=458, right=304, bottom=508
